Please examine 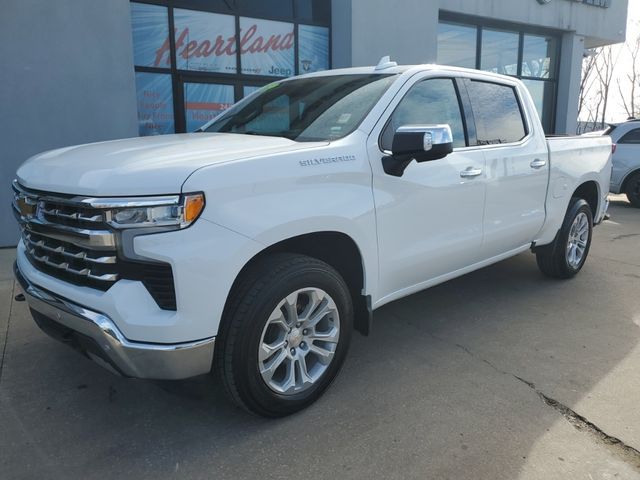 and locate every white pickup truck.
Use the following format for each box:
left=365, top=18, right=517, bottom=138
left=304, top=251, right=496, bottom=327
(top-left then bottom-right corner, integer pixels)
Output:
left=13, top=61, right=612, bottom=417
